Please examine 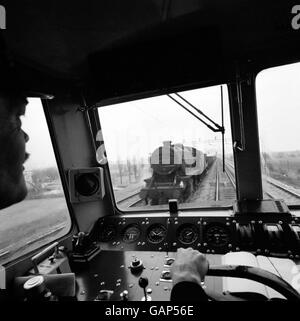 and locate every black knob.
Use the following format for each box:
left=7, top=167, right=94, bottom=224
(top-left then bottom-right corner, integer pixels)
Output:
left=132, top=259, right=140, bottom=267
left=23, top=276, right=57, bottom=301
left=138, top=277, right=148, bottom=289
left=130, top=258, right=144, bottom=274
